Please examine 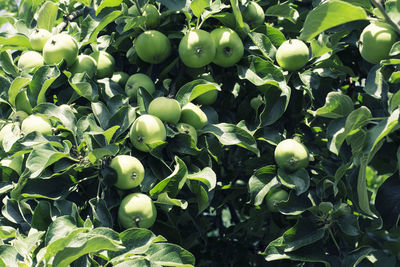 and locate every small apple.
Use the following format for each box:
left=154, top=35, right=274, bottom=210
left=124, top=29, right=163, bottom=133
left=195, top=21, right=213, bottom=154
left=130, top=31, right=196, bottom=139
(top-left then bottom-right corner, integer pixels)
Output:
left=243, top=2, right=265, bottom=27
left=69, top=54, right=98, bottom=78
left=210, top=27, right=244, bottom=67
left=109, top=155, right=145, bottom=190
left=18, top=51, right=44, bottom=71
left=91, top=51, right=116, bottom=79
left=30, top=28, right=51, bottom=51
left=180, top=102, right=208, bottom=129
left=359, top=22, right=398, bottom=64
left=43, top=33, right=79, bottom=67
left=135, top=30, right=171, bottom=64
left=265, top=188, right=289, bottom=212
left=148, top=97, right=181, bottom=124
left=129, top=114, right=167, bottom=152
left=125, top=73, right=155, bottom=100
left=178, top=29, right=216, bottom=68
left=276, top=39, right=309, bottom=71
left=118, top=192, right=157, bottom=229
left=111, top=71, right=130, bottom=87
left=274, top=139, right=309, bottom=173
left=195, top=90, right=218, bottom=105
left=21, top=114, right=52, bottom=135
